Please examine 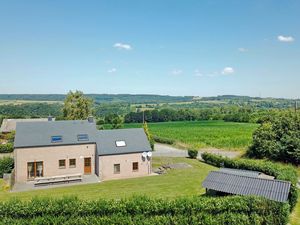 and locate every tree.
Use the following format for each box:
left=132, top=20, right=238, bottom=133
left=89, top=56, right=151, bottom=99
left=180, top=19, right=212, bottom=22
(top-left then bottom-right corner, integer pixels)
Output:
left=247, top=112, right=300, bottom=164
left=111, top=115, right=124, bottom=129
left=143, top=122, right=154, bottom=150
left=63, top=91, right=93, bottom=120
